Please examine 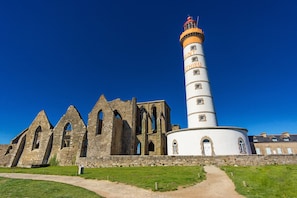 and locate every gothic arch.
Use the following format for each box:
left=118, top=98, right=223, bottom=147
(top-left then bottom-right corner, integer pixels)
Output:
left=137, top=107, right=147, bottom=134
left=151, top=106, right=157, bottom=133
left=148, top=141, right=155, bottom=152
left=238, top=138, right=247, bottom=154
left=32, top=126, right=42, bottom=150
left=96, top=110, right=104, bottom=135
left=113, top=110, right=122, bottom=119
left=172, top=139, right=178, bottom=154
left=61, top=122, right=72, bottom=148
left=200, top=136, right=215, bottom=156
left=136, top=141, right=141, bottom=155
